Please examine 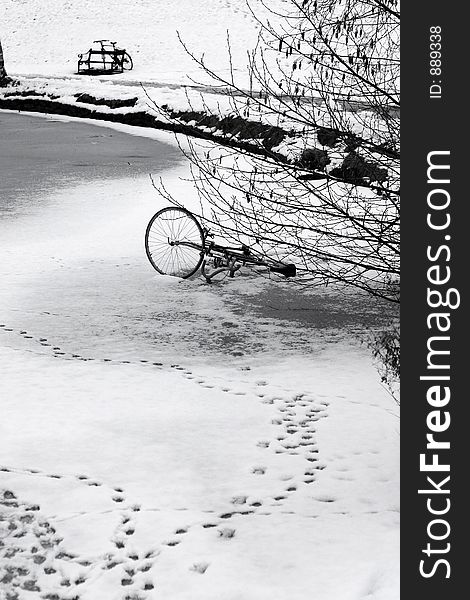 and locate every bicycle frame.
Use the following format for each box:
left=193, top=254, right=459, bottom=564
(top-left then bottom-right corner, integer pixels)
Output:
left=172, top=233, right=295, bottom=282
left=77, top=40, right=133, bottom=75
left=145, top=206, right=296, bottom=281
